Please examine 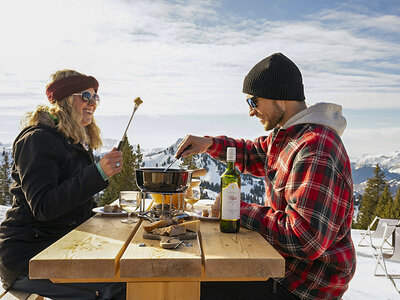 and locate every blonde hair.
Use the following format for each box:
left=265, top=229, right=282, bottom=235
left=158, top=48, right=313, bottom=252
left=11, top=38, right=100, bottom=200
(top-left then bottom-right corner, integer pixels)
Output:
left=23, top=69, right=102, bottom=149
